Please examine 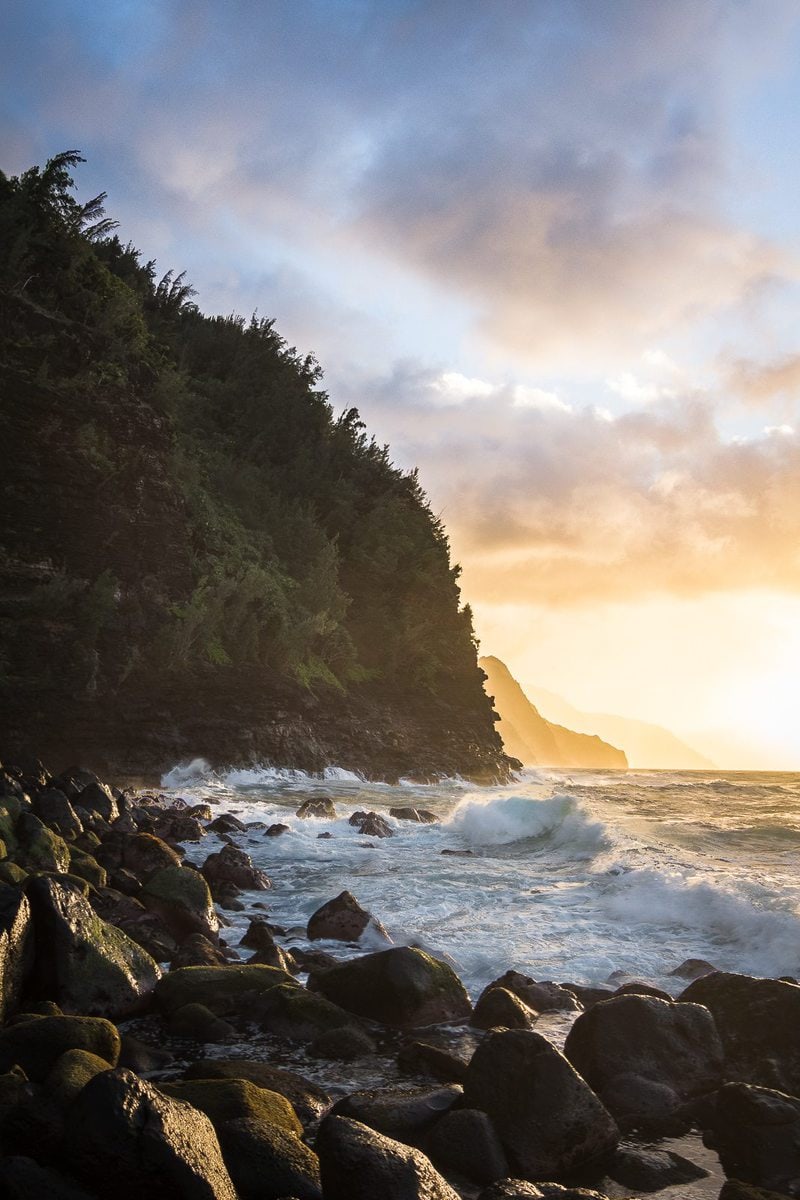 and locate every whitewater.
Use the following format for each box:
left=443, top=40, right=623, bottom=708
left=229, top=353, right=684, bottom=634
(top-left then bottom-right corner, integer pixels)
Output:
left=162, top=763, right=800, bottom=997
